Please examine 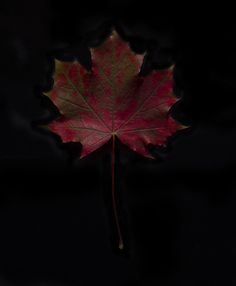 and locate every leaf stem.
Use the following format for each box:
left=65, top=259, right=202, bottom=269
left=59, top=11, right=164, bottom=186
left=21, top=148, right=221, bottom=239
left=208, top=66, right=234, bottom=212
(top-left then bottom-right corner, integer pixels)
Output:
left=112, top=134, right=124, bottom=250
